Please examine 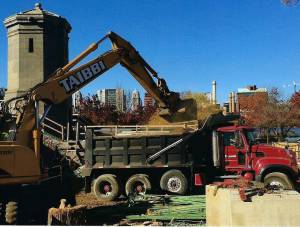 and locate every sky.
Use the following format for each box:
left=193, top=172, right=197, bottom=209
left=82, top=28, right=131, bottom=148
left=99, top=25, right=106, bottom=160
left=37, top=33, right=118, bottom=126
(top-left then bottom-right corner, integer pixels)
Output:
left=1, top=0, right=300, bottom=104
